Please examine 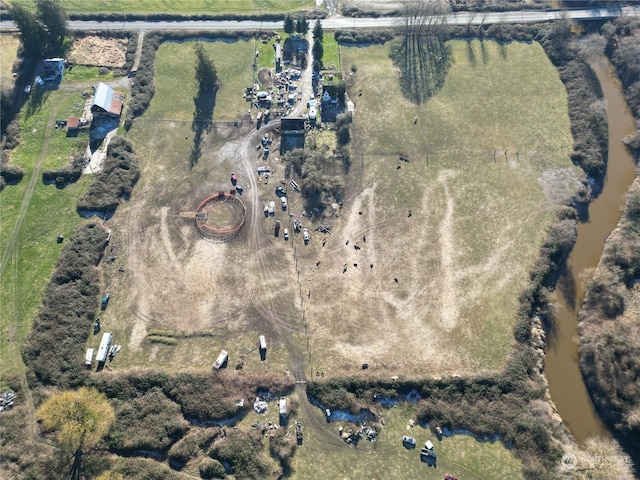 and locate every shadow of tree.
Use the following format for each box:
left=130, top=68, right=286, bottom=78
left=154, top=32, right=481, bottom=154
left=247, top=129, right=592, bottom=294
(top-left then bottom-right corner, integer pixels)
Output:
left=189, top=88, right=217, bottom=169
left=24, top=86, right=50, bottom=119
left=557, top=266, right=577, bottom=312
left=389, top=35, right=451, bottom=104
